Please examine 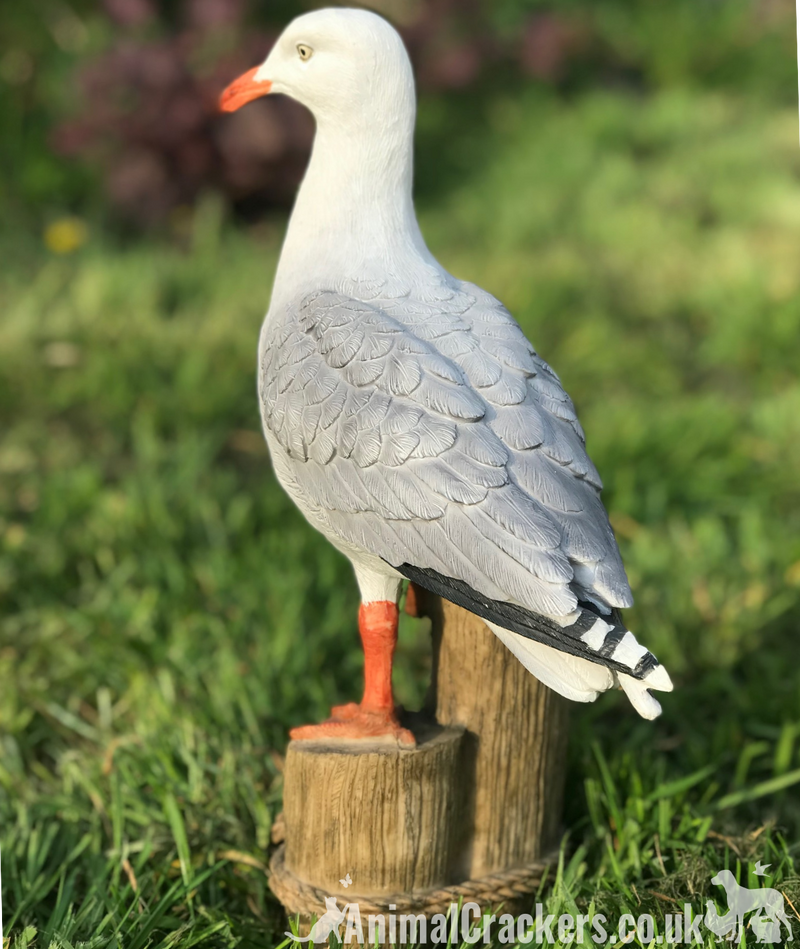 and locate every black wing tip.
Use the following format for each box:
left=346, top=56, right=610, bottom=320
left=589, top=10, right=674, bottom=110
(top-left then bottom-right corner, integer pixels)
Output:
left=395, top=561, right=658, bottom=682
